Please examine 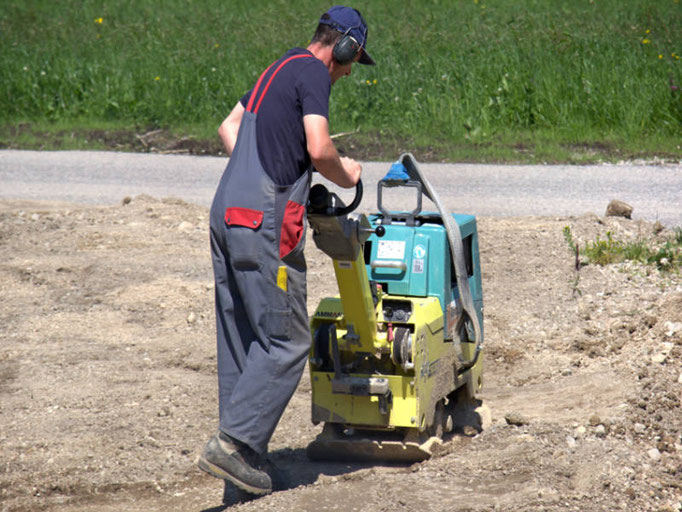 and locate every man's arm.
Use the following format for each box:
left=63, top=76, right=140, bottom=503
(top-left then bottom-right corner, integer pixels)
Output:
left=304, top=114, right=361, bottom=188
left=218, top=101, right=245, bottom=156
